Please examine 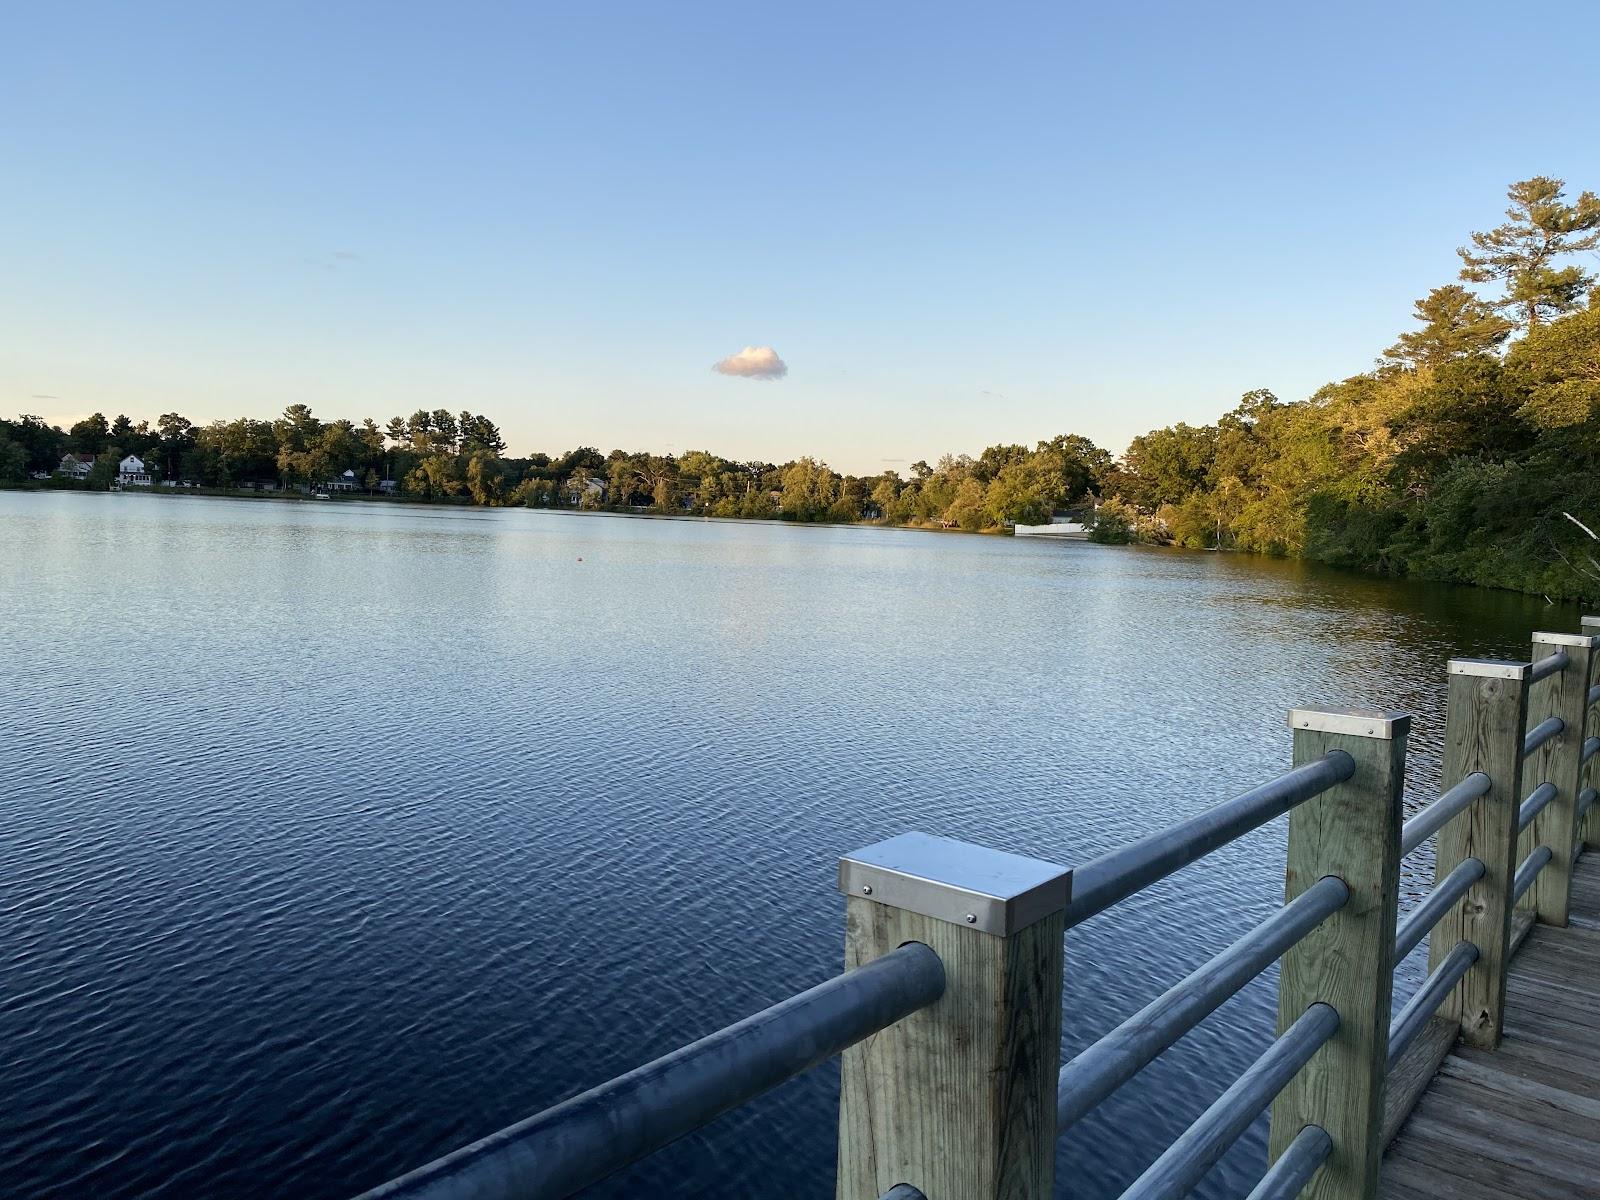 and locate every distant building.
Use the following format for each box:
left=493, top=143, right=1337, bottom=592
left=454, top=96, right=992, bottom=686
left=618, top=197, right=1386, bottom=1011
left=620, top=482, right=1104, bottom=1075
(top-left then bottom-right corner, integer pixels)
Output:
left=378, top=478, right=399, bottom=495
left=322, top=468, right=360, bottom=493
left=118, top=455, right=153, bottom=487
left=1013, top=517, right=1090, bottom=540
left=58, top=453, right=96, bottom=479
left=566, top=477, right=607, bottom=506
